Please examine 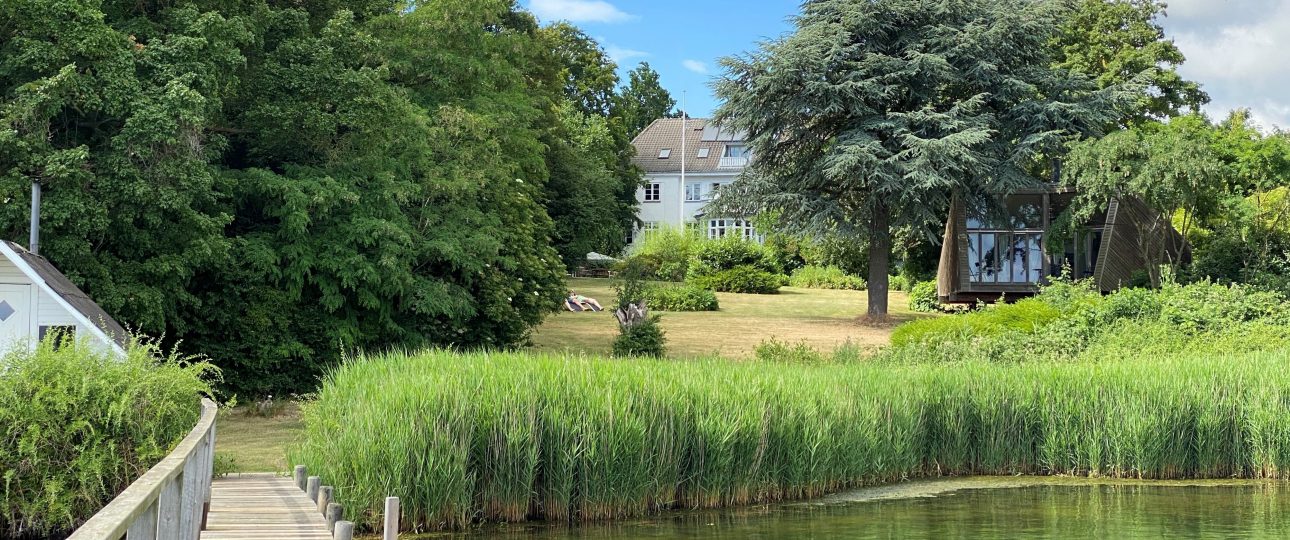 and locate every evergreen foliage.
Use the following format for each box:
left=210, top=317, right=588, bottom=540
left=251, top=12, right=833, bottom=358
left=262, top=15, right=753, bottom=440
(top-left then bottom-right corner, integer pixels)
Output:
left=712, top=0, right=1124, bottom=317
